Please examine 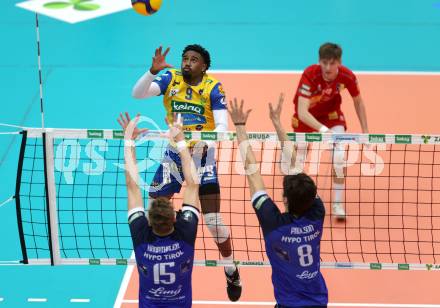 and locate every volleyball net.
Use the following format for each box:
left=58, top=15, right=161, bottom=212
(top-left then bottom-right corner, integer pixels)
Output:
left=9, top=127, right=440, bottom=270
